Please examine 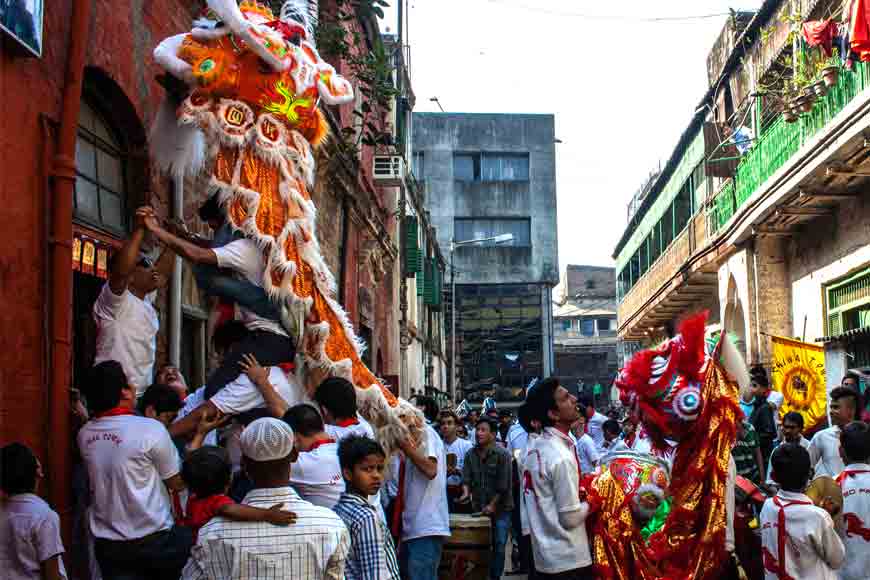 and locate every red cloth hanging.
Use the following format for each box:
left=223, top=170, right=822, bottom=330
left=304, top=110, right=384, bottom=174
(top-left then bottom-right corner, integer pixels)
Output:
left=851, top=0, right=870, bottom=61
left=802, top=20, right=838, bottom=56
